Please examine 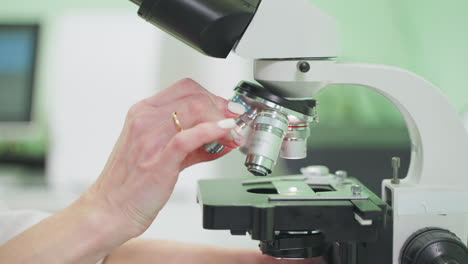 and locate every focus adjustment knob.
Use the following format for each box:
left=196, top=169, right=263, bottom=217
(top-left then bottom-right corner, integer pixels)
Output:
left=401, top=228, right=468, bottom=264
